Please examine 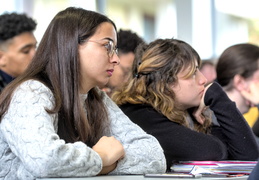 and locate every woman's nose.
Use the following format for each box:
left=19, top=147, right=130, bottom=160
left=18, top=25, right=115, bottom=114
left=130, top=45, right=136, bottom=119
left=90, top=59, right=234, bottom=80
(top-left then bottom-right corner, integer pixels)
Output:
left=110, top=53, right=120, bottom=65
left=198, top=70, right=208, bottom=85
